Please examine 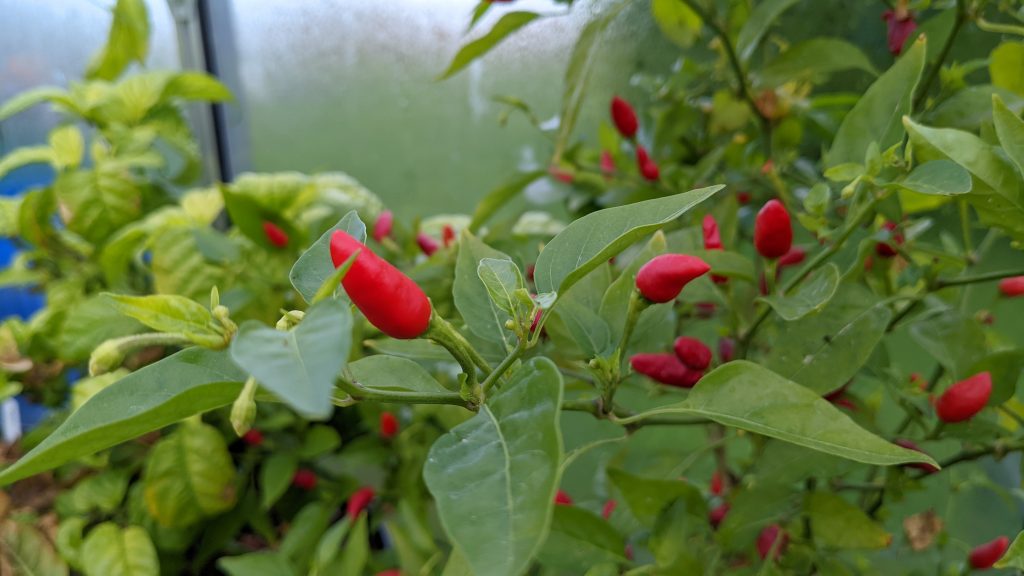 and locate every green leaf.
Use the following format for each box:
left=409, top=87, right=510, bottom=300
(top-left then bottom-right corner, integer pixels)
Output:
left=468, top=171, right=544, bottom=231
left=736, top=0, right=800, bottom=61
left=439, top=12, right=540, bottom=79
left=56, top=517, right=86, bottom=571
left=892, top=160, right=973, bottom=196
left=55, top=164, right=143, bottom=244
left=651, top=0, right=701, bottom=48
left=759, top=38, right=877, bottom=87
left=151, top=225, right=230, bottom=301
left=423, top=358, right=564, bottom=576
left=335, top=514, right=369, bottom=575
left=0, top=86, right=73, bottom=121
left=759, top=263, right=840, bottom=321
left=552, top=298, right=612, bottom=358
left=280, top=502, right=333, bottom=570
left=300, top=425, right=342, bottom=459
left=348, top=355, right=452, bottom=394
left=49, top=125, right=84, bottom=170
left=161, top=72, right=232, bottom=102
left=990, top=42, right=1024, bottom=97
left=695, top=249, right=756, bottom=282
left=105, top=293, right=220, bottom=342
left=1, top=521, right=69, bottom=576
left=86, top=0, right=150, bottom=81
left=607, top=468, right=706, bottom=526
left=536, top=506, right=626, bottom=570
left=826, top=37, right=926, bottom=167
left=453, top=231, right=515, bottom=350
left=478, top=257, right=526, bottom=317
left=290, top=211, right=366, bottom=304
left=994, top=95, right=1024, bottom=177
left=230, top=299, right=351, bottom=420
left=650, top=499, right=707, bottom=572
left=909, top=310, right=987, bottom=379
left=927, top=85, right=1024, bottom=130
left=260, top=453, right=298, bottom=510
left=970, top=349, right=1024, bottom=406
left=80, top=523, right=158, bottom=576
left=806, top=492, right=891, bottom=549
left=312, top=519, right=350, bottom=575
left=534, top=185, right=723, bottom=297
left=762, top=287, right=892, bottom=394
left=58, top=296, right=144, bottom=363
left=142, top=421, right=237, bottom=528
left=0, top=348, right=245, bottom=486
left=681, top=361, right=937, bottom=466
left=218, top=553, right=297, bottom=576
left=599, top=232, right=667, bottom=345
left=0, top=146, right=55, bottom=181
left=65, top=471, right=129, bottom=515
left=995, top=530, right=1024, bottom=569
